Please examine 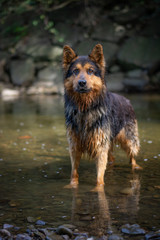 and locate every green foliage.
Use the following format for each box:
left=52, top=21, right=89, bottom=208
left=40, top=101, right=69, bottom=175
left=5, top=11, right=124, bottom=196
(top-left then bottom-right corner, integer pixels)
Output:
left=2, top=23, right=28, bottom=37
left=0, top=0, right=71, bottom=44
